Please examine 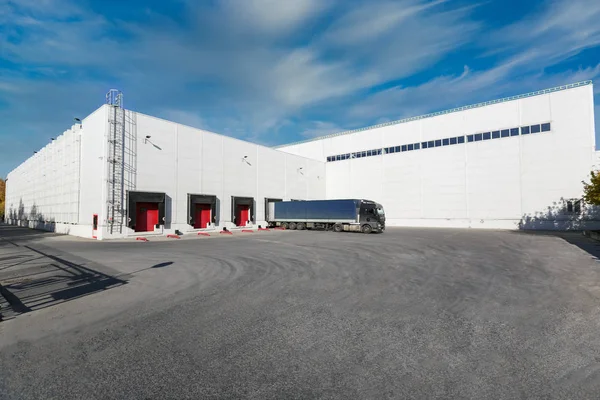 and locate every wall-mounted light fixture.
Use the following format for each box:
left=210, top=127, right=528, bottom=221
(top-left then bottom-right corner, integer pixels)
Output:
left=242, top=155, right=251, bottom=166
left=297, top=167, right=304, bottom=175
left=74, top=118, right=82, bottom=124
left=143, top=135, right=162, bottom=150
